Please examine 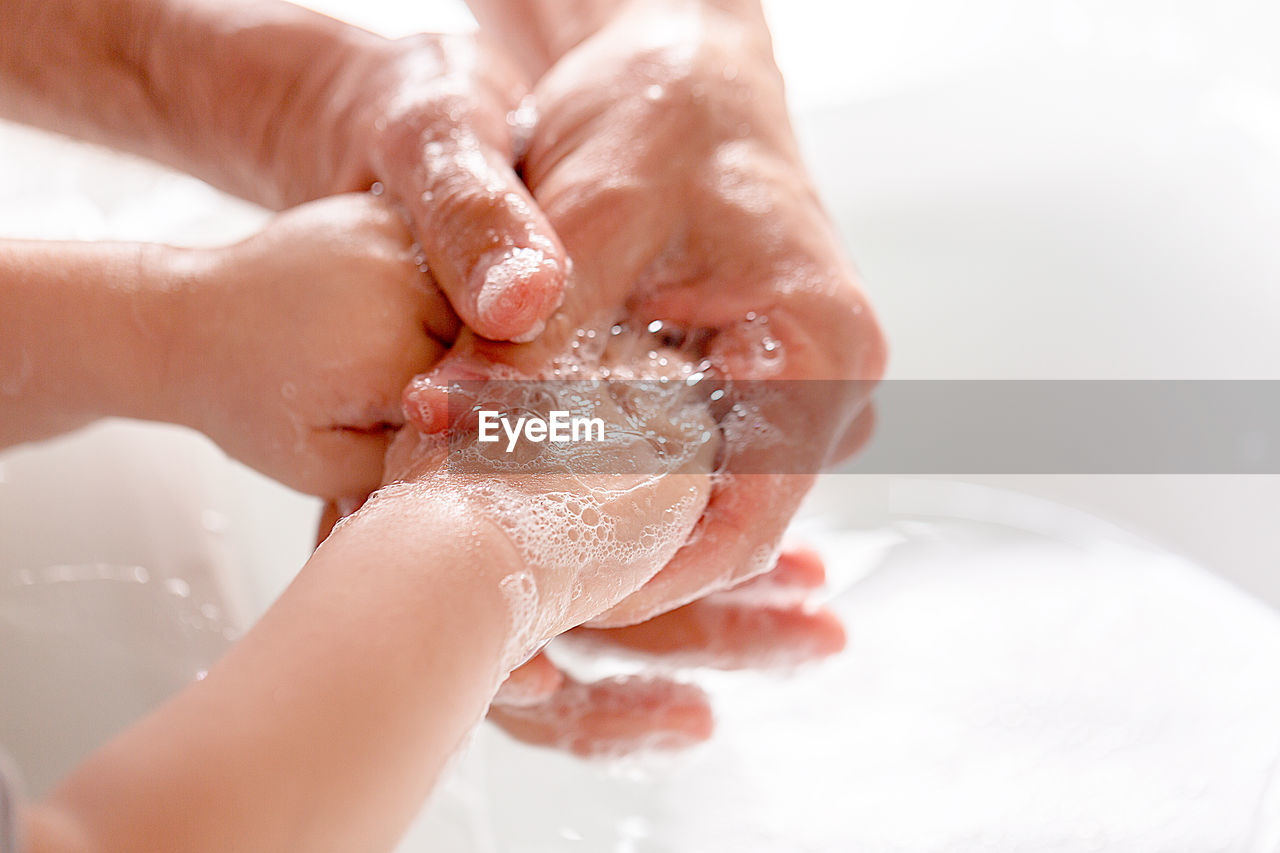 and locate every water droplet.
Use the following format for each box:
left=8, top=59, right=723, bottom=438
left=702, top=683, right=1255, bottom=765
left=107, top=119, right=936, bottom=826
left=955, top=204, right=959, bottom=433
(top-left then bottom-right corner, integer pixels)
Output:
left=644, top=84, right=664, bottom=101
left=506, top=98, right=538, bottom=130
left=165, top=578, right=191, bottom=598
left=370, top=181, right=384, bottom=196
left=710, top=389, right=725, bottom=402
left=611, top=324, right=624, bottom=336
left=647, top=320, right=664, bottom=334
